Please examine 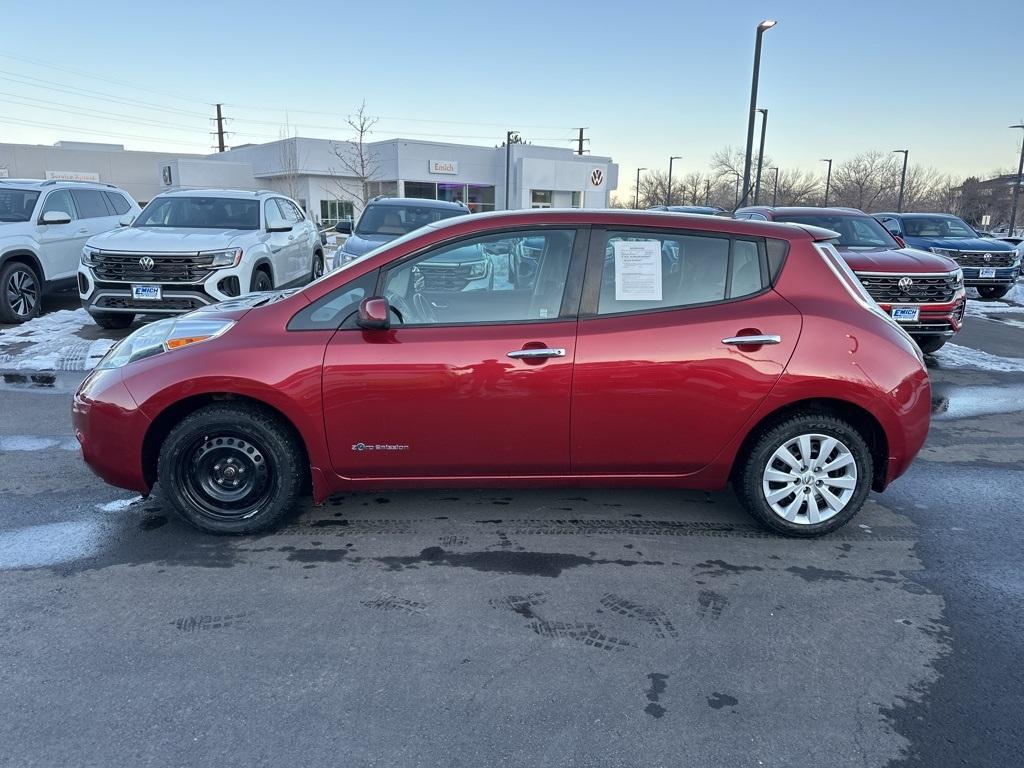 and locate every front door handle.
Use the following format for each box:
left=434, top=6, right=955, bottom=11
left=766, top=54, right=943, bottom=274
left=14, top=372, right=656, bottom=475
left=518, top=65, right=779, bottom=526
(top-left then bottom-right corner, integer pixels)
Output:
left=722, top=334, right=782, bottom=346
left=77, top=228, right=88, bottom=234
left=507, top=348, right=566, bottom=359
